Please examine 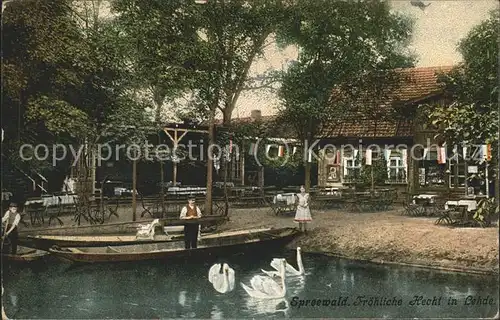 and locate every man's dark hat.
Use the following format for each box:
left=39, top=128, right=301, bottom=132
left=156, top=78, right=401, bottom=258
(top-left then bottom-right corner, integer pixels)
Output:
left=188, top=194, right=196, bottom=200
left=9, top=202, right=18, bottom=207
